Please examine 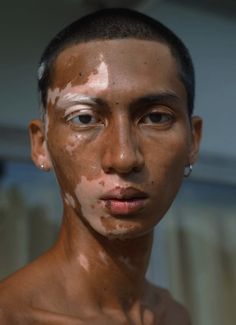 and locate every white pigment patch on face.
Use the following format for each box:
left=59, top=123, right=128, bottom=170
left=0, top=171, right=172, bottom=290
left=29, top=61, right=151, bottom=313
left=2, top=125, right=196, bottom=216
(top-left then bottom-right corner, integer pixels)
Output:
left=78, top=254, right=89, bottom=272
left=64, top=192, right=75, bottom=208
left=46, top=54, right=109, bottom=108
left=74, top=175, right=139, bottom=237
left=84, top=54, right=109, bottom=91
left=44, top=110, right=50, bottom=140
